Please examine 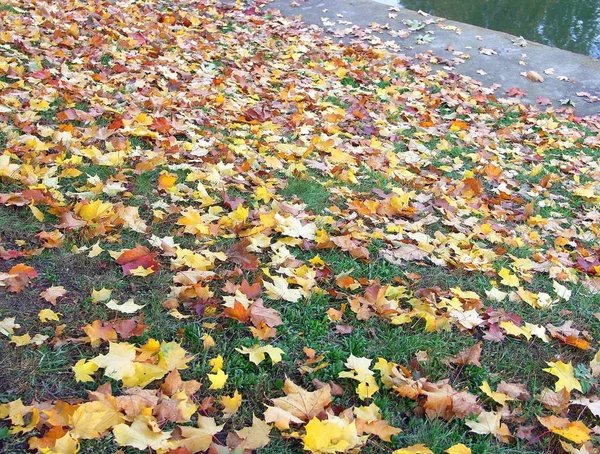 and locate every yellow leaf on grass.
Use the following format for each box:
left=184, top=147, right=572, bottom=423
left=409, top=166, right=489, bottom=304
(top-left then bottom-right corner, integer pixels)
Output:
left=113, top=417, right=172, bottom=450
left=538, top=415, right=591, bottom=444
left=177, top=416, right=224, bottom=453
left=71, top=400, right=124, bottom=439
left=303, top=416, right=365, bottom=453
left=210, top=355, right=224, bottom=372
left=236, top=344, right=284, bottom=365
left=393, top=444, right=434, bottom=454
left=445, top=444, right=472, bottom=454
left=105, top=298, right=145, bottom=314
left=72, top=359, right=99, bottom=383
left=498, top=268, right=519, bottom=287
left=11, top=333, right=32, bottom=346
left=88, top=242, right=104, bottom=258
left=263, top=276, right=303, bottom=302
left=208, top=369, right=228, bottom=390
left=479, top=381, right=513, bottom=406
left=221, top=390, right=242, bottom=418
left=0, top=317, right=20, bottom=336
left=543, top=361, right=582, bottom=393
left=91, top=342, right=136, bottom=381
left=38, top=308, right=60, bottom=323
left=29, top=201, right=44, bottom=221
left=128, top=265, right=155, bottom=277
left=91, top=288, right=111, bottom=303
